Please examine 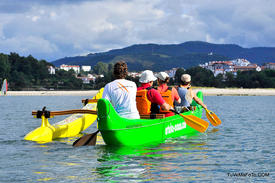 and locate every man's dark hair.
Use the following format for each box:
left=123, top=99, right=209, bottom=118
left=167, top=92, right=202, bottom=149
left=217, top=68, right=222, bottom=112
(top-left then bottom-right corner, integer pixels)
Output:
left=158, top=77, right=169, bottom=84
left=180, top=80, right=191, bottom=85
left=113, top=61, right=128, bottom=79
